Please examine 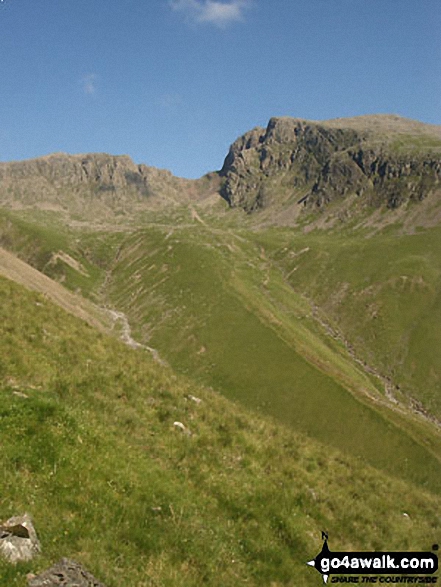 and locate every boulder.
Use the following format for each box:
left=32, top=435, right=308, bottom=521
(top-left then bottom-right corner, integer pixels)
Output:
left=28, top=558, right=107, bottom=587
left=0, top=513, right=41, bottom=563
